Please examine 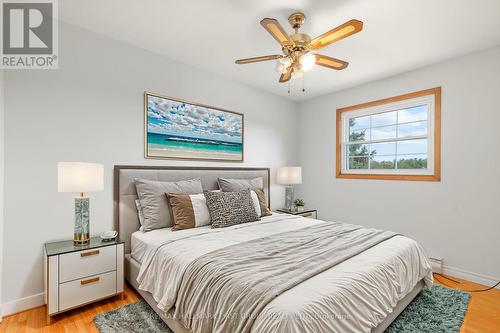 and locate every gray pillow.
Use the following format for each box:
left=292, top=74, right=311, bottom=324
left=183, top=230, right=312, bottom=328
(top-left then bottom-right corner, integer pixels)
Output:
left=134, top=178, right=203, bottom=231
left=218, top=177, right=264, bottom=192
left=204, top=189, right=260, bottom=228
